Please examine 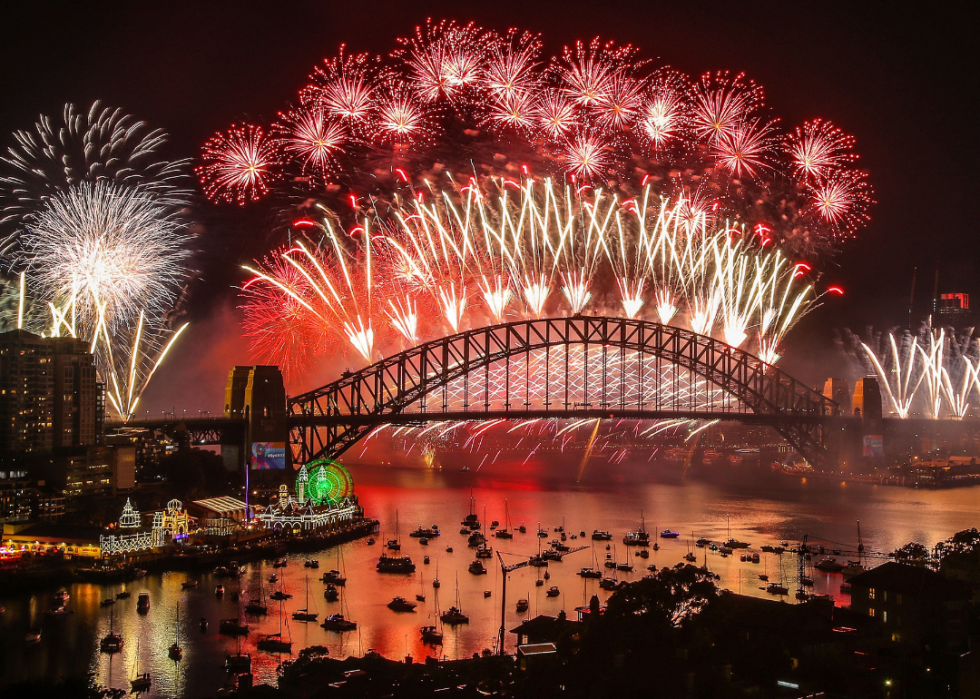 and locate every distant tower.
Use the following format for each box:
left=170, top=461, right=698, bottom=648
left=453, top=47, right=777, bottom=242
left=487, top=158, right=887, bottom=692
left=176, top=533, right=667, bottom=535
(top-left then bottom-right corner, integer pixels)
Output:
left=852, top=377, right=882, bottom=419
left=822, top=378, right=851, bottom=416
left=296, top=464, right=308, bottom=504
left=224, top=365, right=288, bottom=474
